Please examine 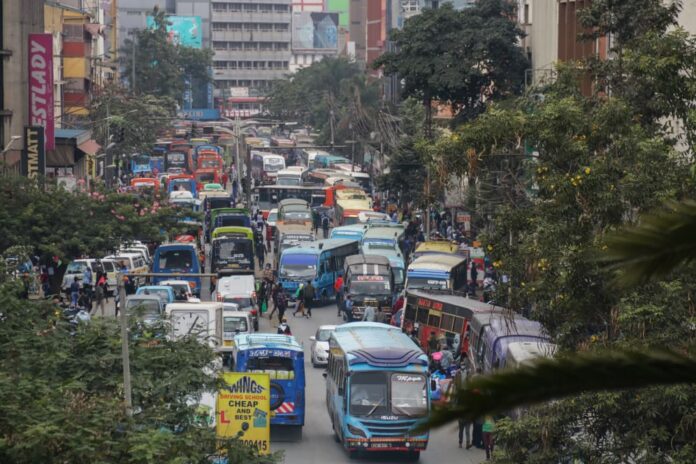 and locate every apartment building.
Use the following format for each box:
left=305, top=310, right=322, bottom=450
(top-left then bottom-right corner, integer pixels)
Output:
left=211, top=0, right=293, bottom=95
